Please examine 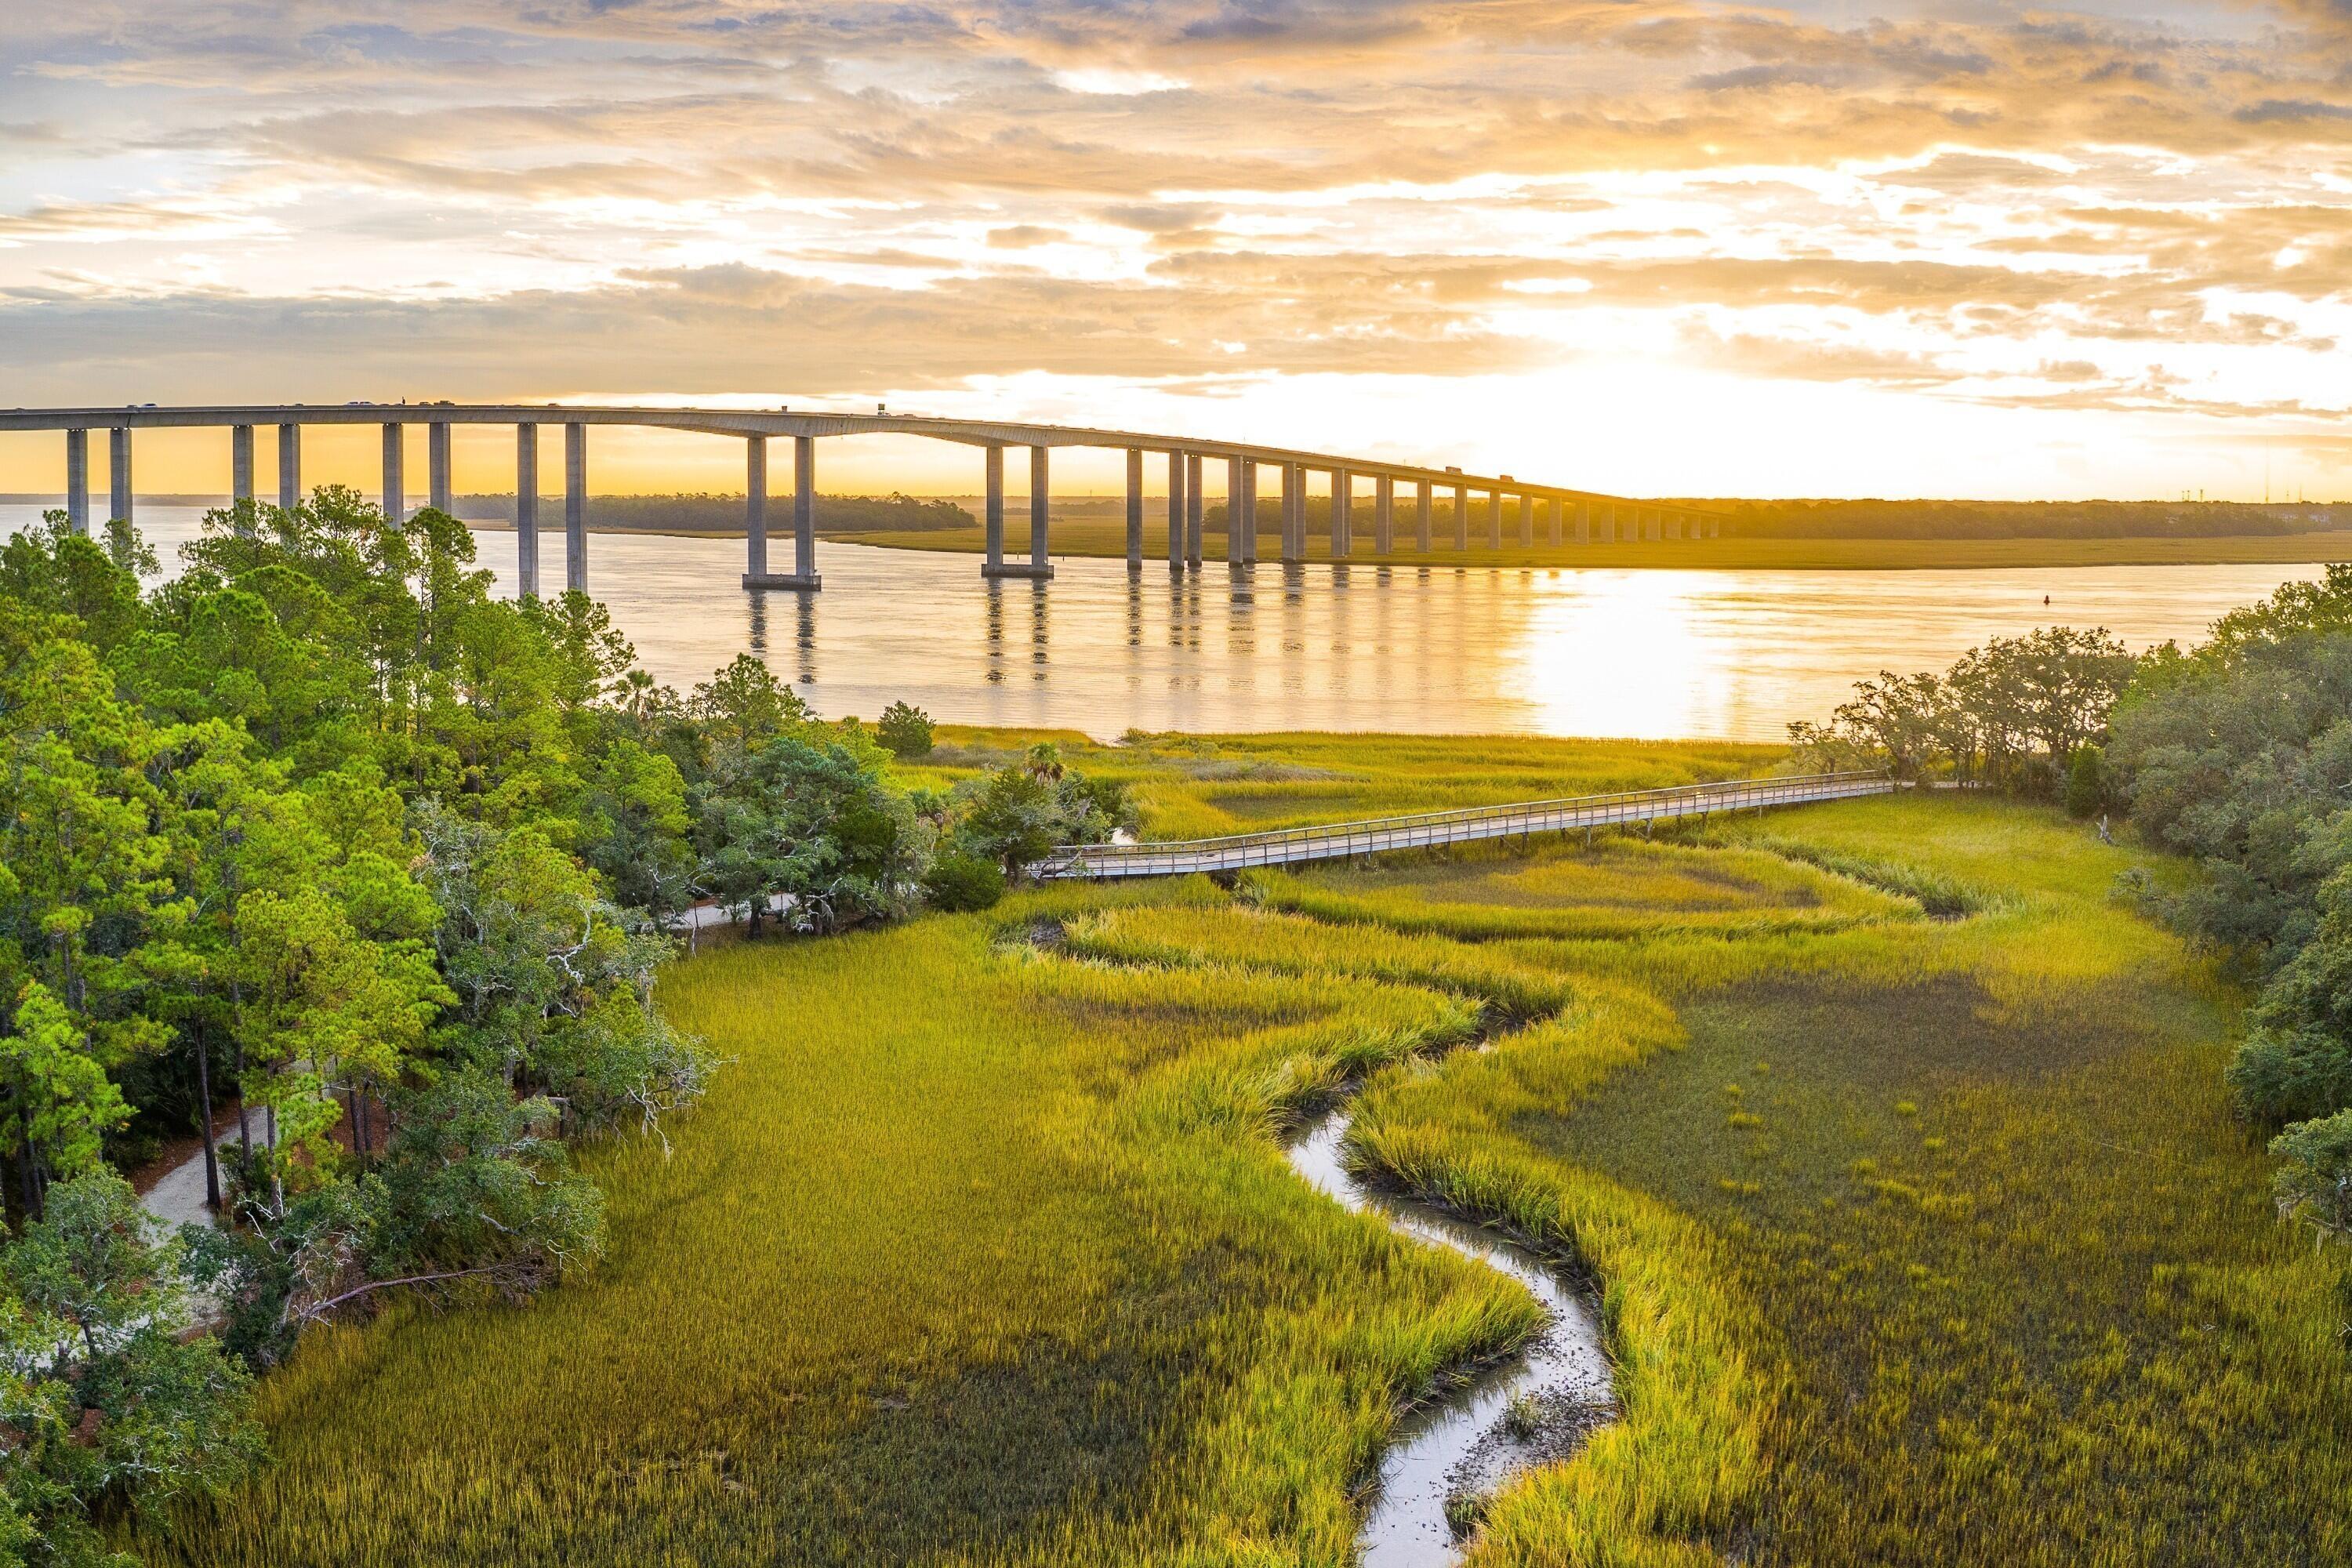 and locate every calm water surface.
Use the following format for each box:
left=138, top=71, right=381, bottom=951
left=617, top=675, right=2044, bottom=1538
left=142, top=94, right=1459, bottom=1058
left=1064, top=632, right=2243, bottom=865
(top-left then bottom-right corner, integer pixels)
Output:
left=13, top=506, right=2318, bottom=742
